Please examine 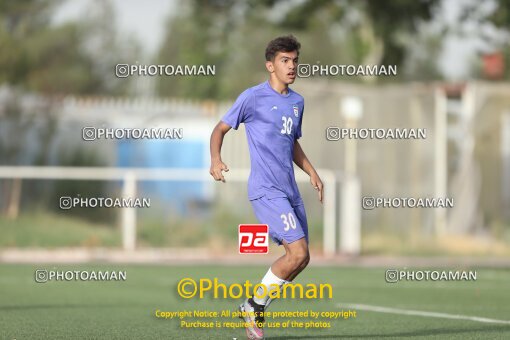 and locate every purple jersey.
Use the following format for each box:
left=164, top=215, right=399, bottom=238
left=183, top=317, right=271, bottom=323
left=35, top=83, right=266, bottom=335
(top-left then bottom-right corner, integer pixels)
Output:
left=222, top=81, right=304, bottom=203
